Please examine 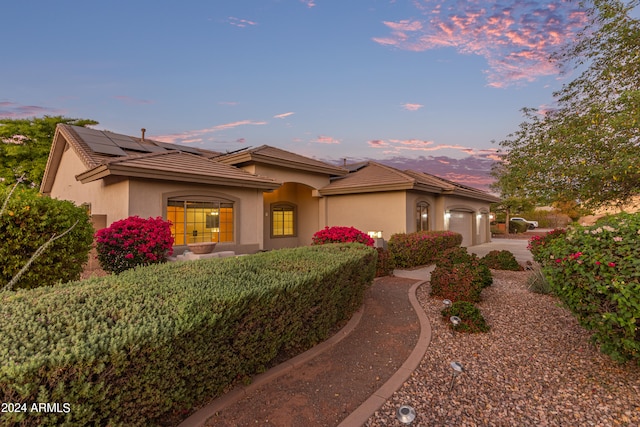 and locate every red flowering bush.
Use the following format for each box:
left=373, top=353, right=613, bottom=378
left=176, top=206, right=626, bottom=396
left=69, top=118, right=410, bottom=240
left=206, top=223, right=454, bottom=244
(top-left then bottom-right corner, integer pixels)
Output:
left=311, top=226, right=374, bottom=246
left=95, top=216, right=174, bottom=274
